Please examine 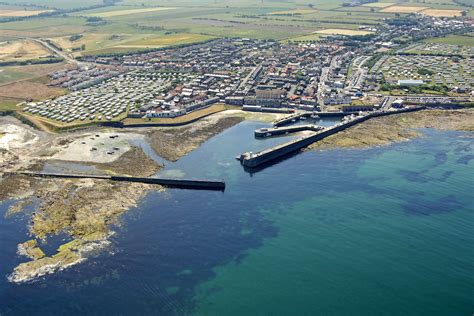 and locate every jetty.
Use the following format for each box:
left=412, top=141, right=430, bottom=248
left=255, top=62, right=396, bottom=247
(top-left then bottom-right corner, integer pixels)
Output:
left=7, top=172, right=226, bottom=191
left=255, top=124, right=323, bottom=138
left=239, top=107, right=424, bottom=169
left=272, top=111, right=365, bottom=127
left=273, top=113, right=309, bottom=127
